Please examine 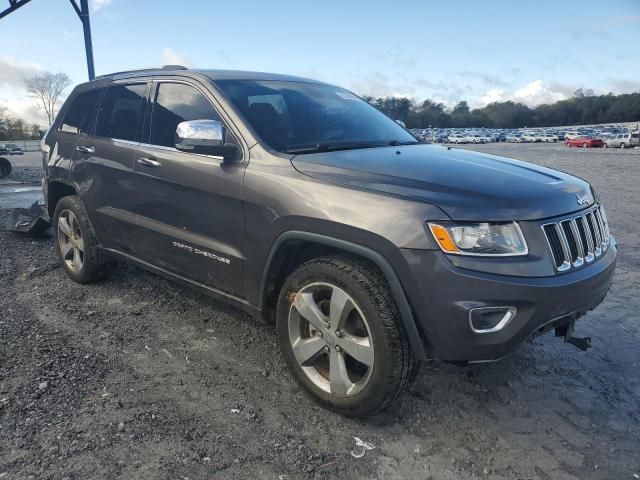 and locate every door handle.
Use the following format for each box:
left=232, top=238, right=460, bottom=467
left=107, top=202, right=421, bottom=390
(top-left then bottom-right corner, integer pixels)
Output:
left=76, top=145, right=95, bottom=154
left=137, top=157, right=161, bottom=168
